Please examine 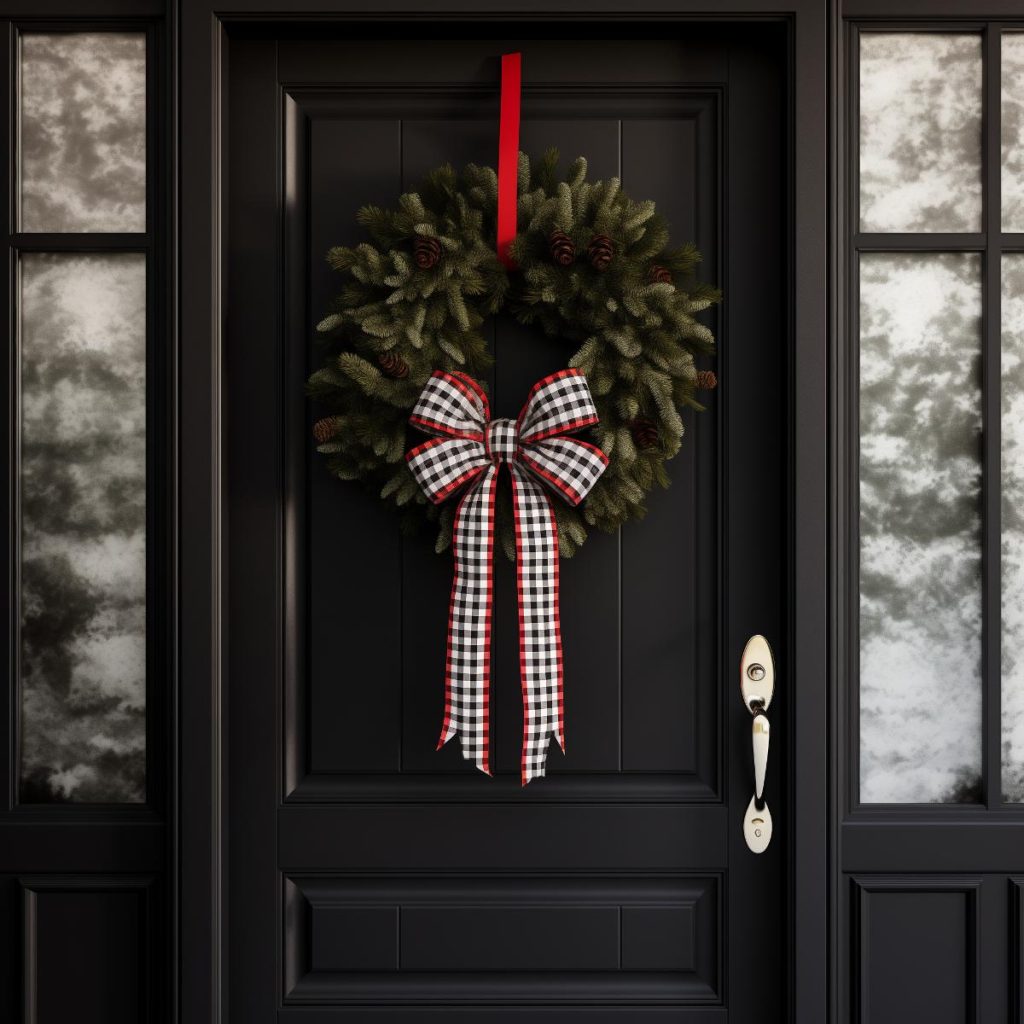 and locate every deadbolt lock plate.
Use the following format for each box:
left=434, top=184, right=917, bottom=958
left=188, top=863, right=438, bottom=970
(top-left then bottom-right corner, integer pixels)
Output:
left=740, top=634, right=775, bottom=713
